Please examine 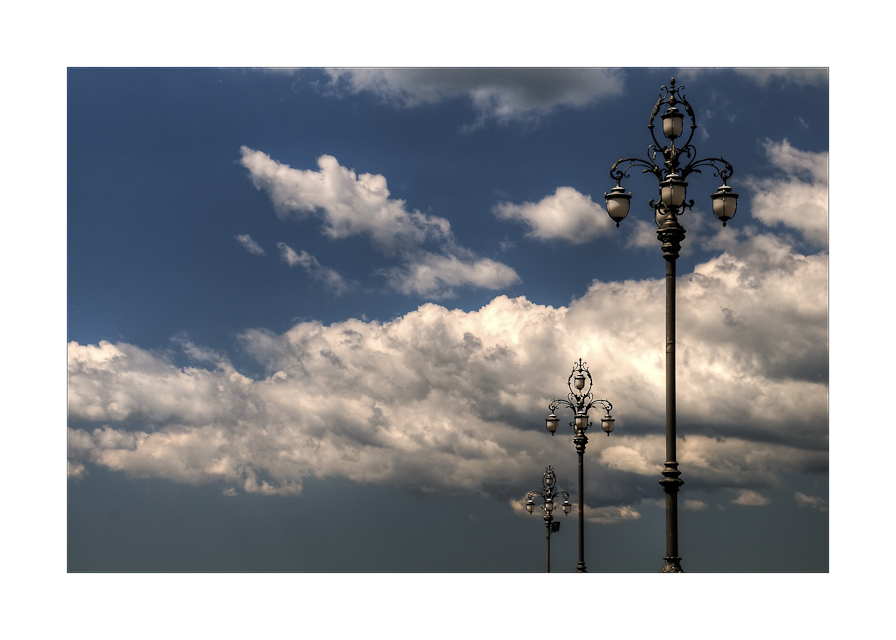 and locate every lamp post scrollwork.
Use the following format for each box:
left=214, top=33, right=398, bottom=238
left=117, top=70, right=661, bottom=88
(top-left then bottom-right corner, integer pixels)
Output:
left=604, top=77, right=738, bottom=573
